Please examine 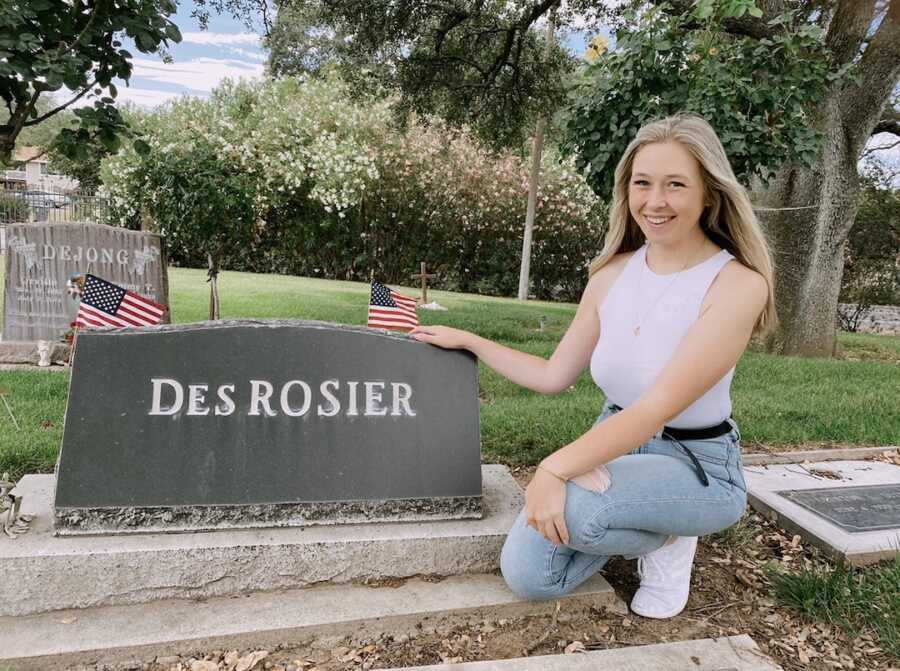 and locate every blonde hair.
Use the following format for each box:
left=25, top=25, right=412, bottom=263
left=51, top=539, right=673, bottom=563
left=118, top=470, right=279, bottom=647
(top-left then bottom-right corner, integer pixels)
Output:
left=588, top=114, right=776, bottom=335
